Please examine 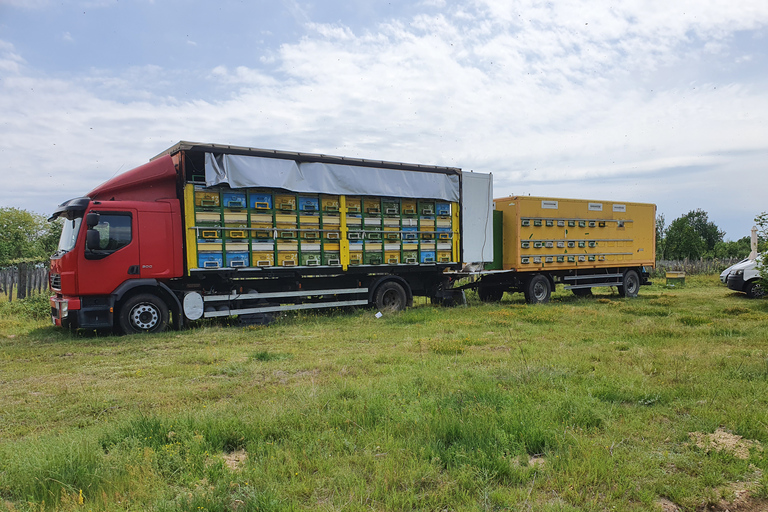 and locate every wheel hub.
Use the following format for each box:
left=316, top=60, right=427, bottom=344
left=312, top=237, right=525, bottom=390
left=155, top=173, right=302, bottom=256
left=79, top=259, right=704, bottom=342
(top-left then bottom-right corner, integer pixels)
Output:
left=131, top=304, right=159, bottom=330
